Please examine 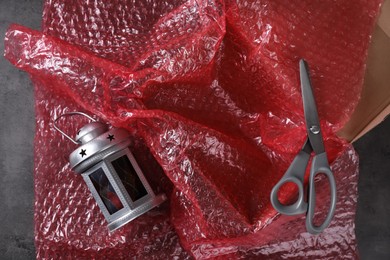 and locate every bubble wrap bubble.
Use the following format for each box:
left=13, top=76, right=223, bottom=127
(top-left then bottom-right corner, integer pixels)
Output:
left=3, top=0, right=382, bottom=258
